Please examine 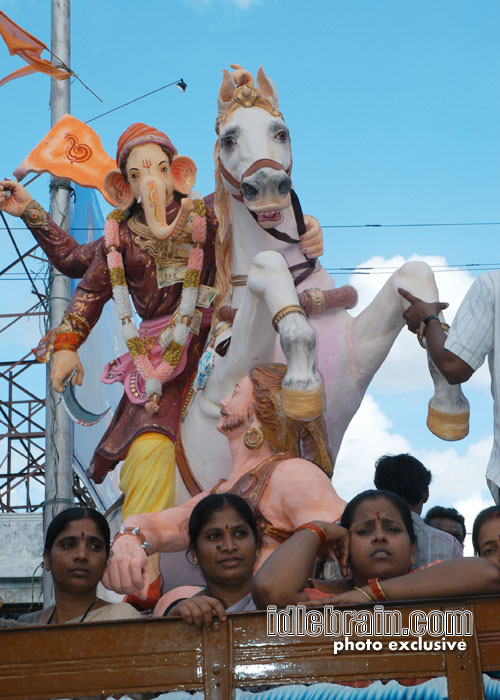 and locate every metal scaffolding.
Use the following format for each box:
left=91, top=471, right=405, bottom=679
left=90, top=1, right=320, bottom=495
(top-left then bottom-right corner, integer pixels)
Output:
left=0, top=213, right=95, bottom=513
